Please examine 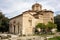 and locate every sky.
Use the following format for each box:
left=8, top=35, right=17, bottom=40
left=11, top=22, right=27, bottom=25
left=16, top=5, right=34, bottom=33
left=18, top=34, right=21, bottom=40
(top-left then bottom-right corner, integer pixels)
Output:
left=0, top=0, right=60, bottom=18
